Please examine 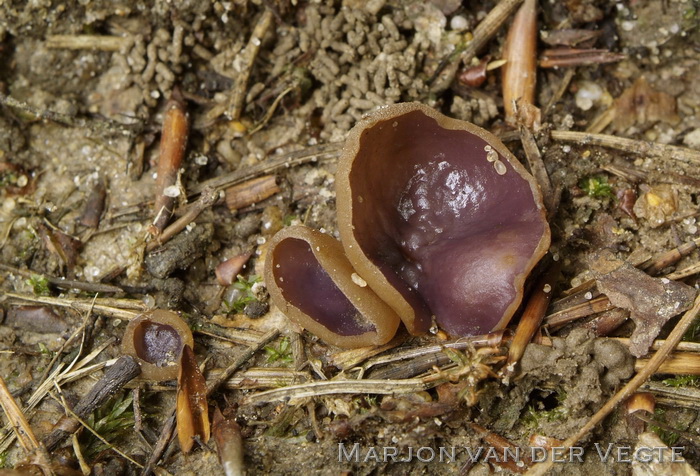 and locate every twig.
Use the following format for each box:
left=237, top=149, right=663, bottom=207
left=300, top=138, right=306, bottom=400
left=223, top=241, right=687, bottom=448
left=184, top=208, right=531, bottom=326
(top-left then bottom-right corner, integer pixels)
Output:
left=4, top=293, right=145, bottom=320
left=46, top=34, right=132, bottom=51
left=0, top=377, right=41, bottom=453
left=641, top=381, right=700, bottom=410
left=524, top=294, right=700, bottom=476
left=47, top=391, right=144, bottom=468
left=542, top=68, right=575, bottom=117
left=225, top=175, right=280, bottom=211
left=519, top=127, right=555, bottom=212
left=0, top=263, right=124, bottom=294
left=146, top=187, right=220, bottom=252
left=544, top=295, right=613, bottom=328
left=550, top=130, right=700, bottom=165
left=195, top=324, right=264, bottom=346
left=248, top=86, right=294, bottom=135
left=667, top=261, right=700, bottom=280
left=244, top=378, right=430, bottom=404
left=43, top=355, right=141, bottom=451
left=189, top=143, right=341, bottom=196
left=362, top=334, right=507, bottom=380
left=539, top=48, right=626, bottom=68
left=228, top=9, right=274, bottom=120
left=429, top=0, right=524, bottom=93
left=632, top=412, right=700, bottom=447
left=111, top=143, right=340, bottom=221
left=635, top=352, right=700, bottom=375
left=644, top=237, right=700, bottom=276
left=0, top=93, right=137, bottom=136
left=206, top=329, right=280, bottom=397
